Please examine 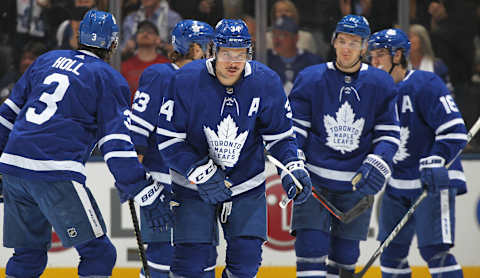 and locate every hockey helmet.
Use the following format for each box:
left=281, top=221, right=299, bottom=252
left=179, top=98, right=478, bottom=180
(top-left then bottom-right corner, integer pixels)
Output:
left=333, top=14, right=371, bottom=43
left=172, top=20, right=215, bottom=55
left=79, top=10, right=119, bottom=50
left=368, top=28, right=411, bottom=58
